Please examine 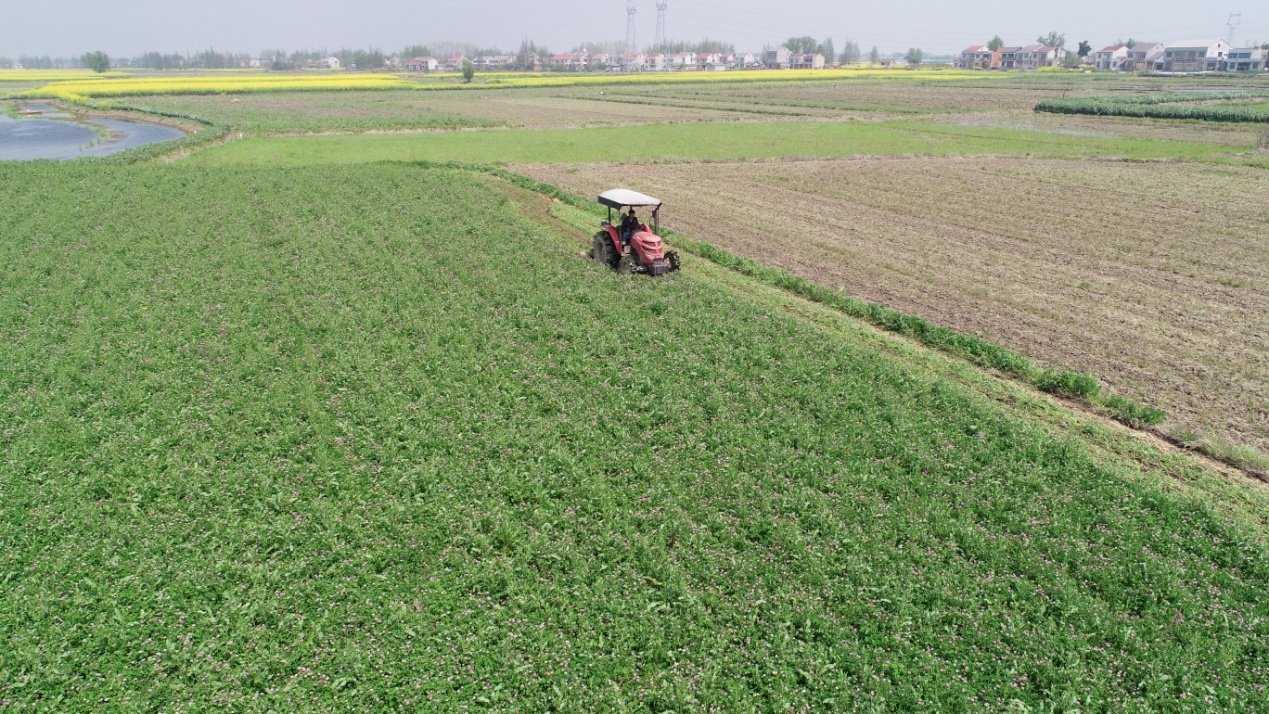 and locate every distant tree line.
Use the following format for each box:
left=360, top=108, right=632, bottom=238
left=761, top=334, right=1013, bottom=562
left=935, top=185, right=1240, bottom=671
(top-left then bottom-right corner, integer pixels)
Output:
left=0, top=55, right=87, bottom=69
